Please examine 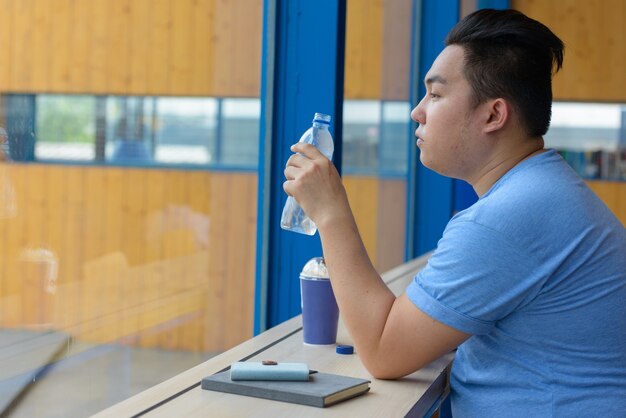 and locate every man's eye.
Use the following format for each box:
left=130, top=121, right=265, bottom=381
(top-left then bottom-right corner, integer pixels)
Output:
left=430, top=93, right=440, bottom=99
